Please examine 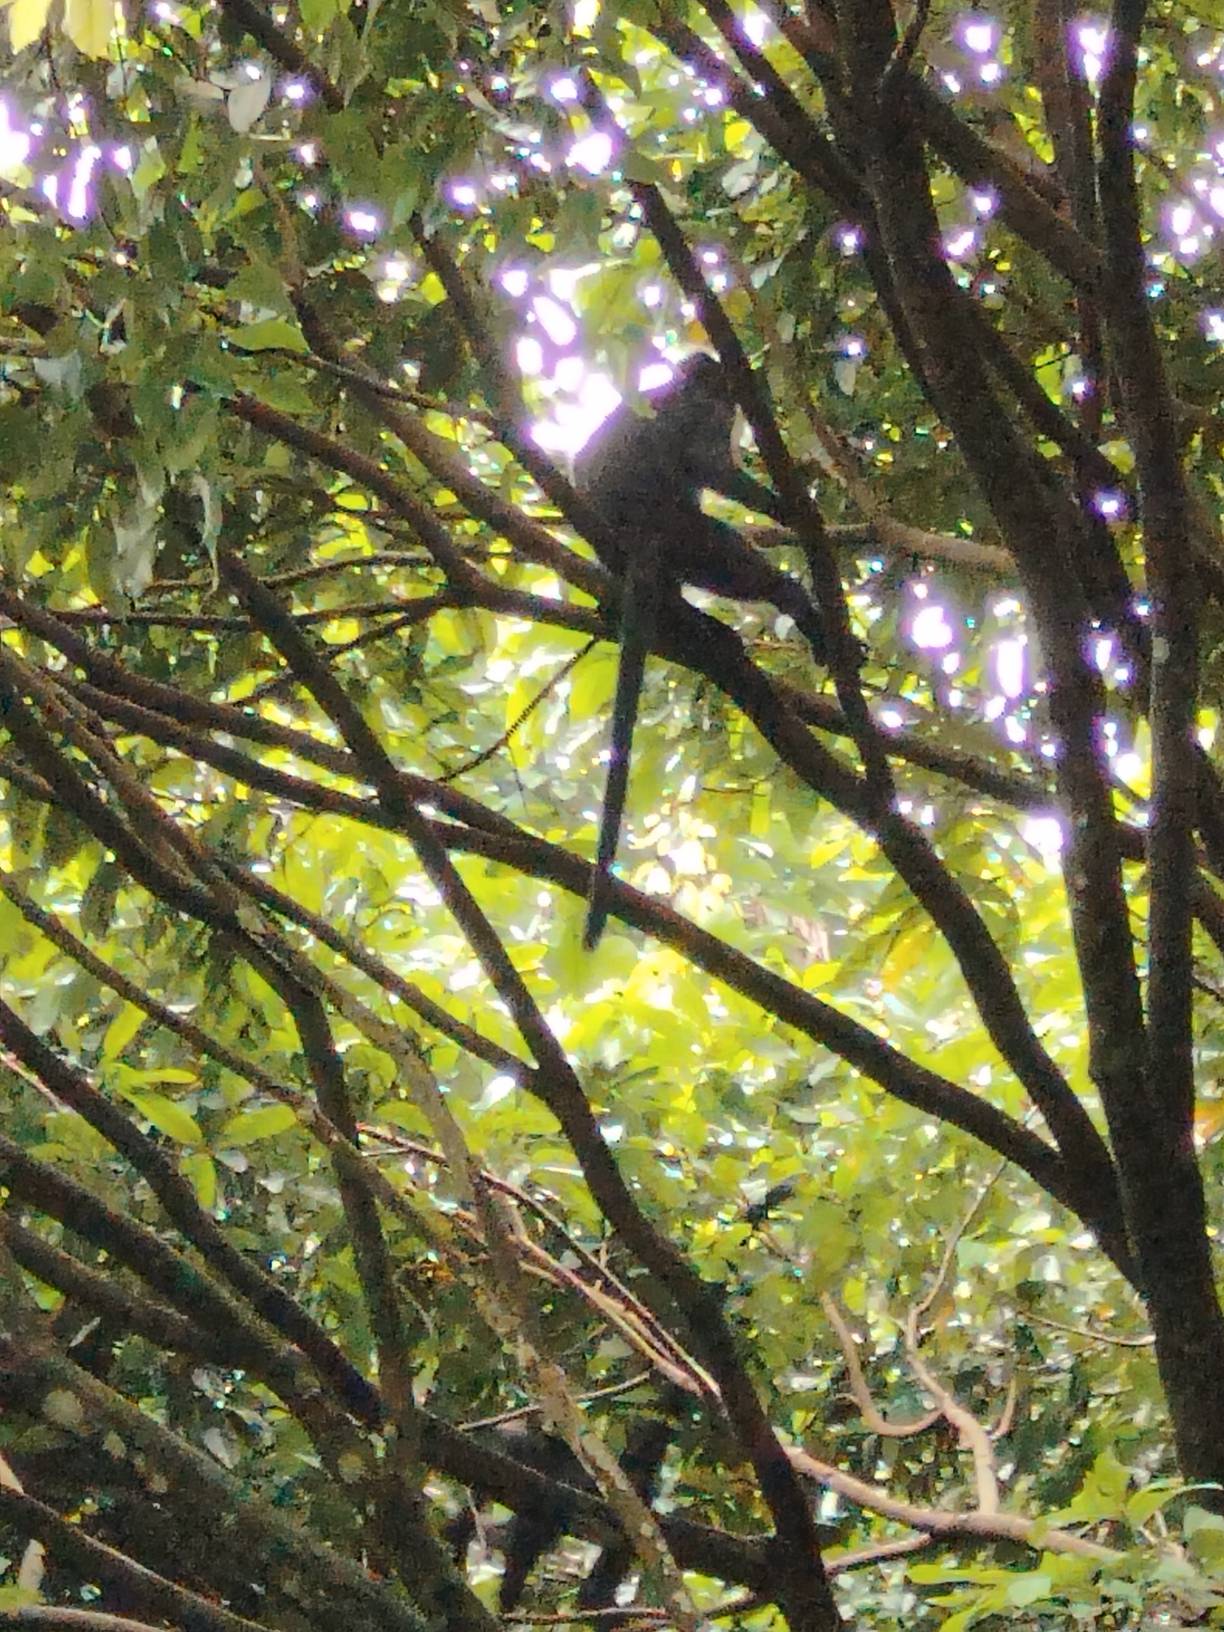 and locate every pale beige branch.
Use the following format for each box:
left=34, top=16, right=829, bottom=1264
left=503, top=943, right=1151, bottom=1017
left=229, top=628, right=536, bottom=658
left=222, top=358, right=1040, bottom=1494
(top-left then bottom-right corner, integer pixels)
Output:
left=991, top=1375, right=1019, bottom=1440
left=820, top=1295, right=941, bottom=1437
left=826, top=1534, right=937, bottom=1572
left=788, top=1446, right=1116, bottom=1560
left=903, top=1161, right=1011, bottom=1512
left=903, top=1306, right=1001, bottom=1514
left=1026, top=1311, right=1154, bottom=1347
left=743, top=519, right=1014, bottom=573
